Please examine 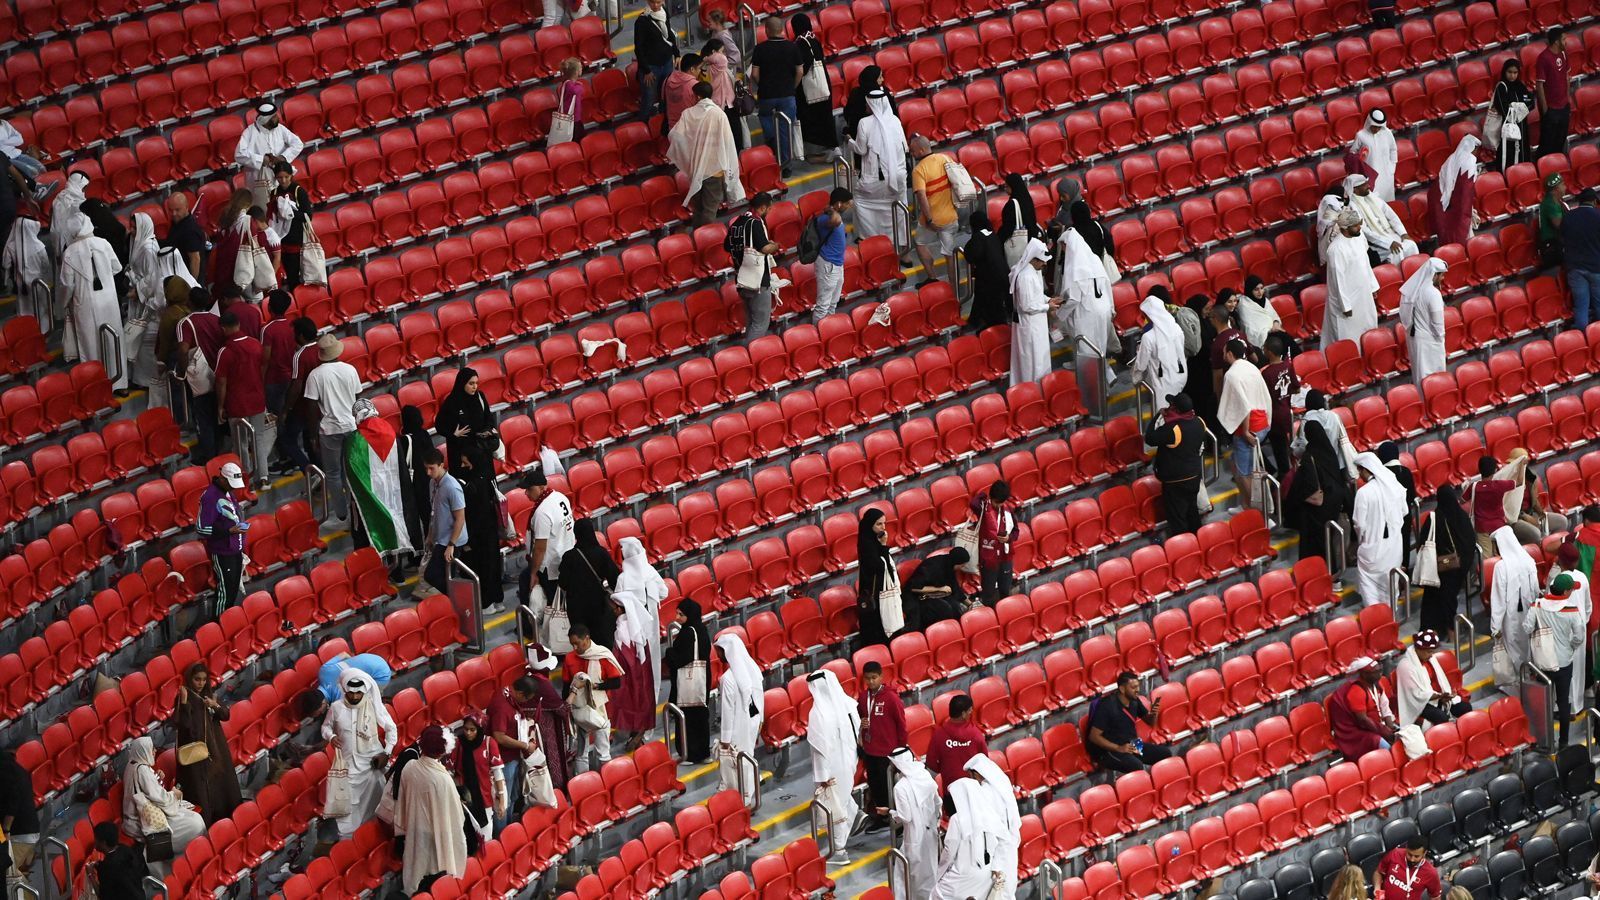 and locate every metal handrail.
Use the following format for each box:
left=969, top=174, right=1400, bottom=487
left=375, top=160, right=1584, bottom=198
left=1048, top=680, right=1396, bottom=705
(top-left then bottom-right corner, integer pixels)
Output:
left=1389, top=567, right=1411, bottom=619
left=1075, top=334, right=1110, bottom=422
left=832, top=156, right=855, bottom=193
left=945, top=242, right=964, bottom=291
left=98, top=322, right=124, bottom=386
left=891, top=200, right=913, bottom=260
left=28, top=277, right=53, bottom=335
left=16, top=884, right=40, bottom=900
left=231, top=416, right=259, bottom=483
left=450, top=557, right=486, bottom=653
left=1196, top=419, right=1222, bottom=485
left=1522, top=662, right=1555, bottom=751
left=809, top=795, right=839, bottom=859
left=1455, top=613, right=1477, bottom=670
left=1037, top=860, right=1064, bottom=900
left=602, top=0, right=624, bottom=36
left=303, top=464, right=329, bottom=522
left=42, top=836, right=70, bottom=900
left=775, top=110, right=797, bottom=167
left=664, top=702, right=689, bottom=760
left=886, top=847, right=910, bottom=899
left=144, top=876, right=168, bottom=899
left=1325, top=520, right=1348, bottom=575
left=1133, top=381, right=1152, bottom=427
left=736, top=748, right=762, bottom=811
left=736, top=5, right=756, bottom=65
